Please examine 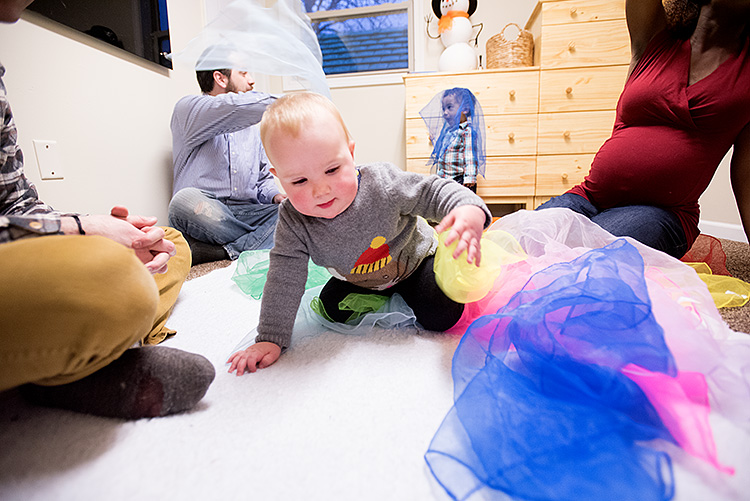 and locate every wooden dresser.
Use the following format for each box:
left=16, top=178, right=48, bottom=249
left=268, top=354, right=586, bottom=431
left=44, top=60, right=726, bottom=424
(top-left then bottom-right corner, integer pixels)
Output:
left=403, top=0, right=630, bottom=209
